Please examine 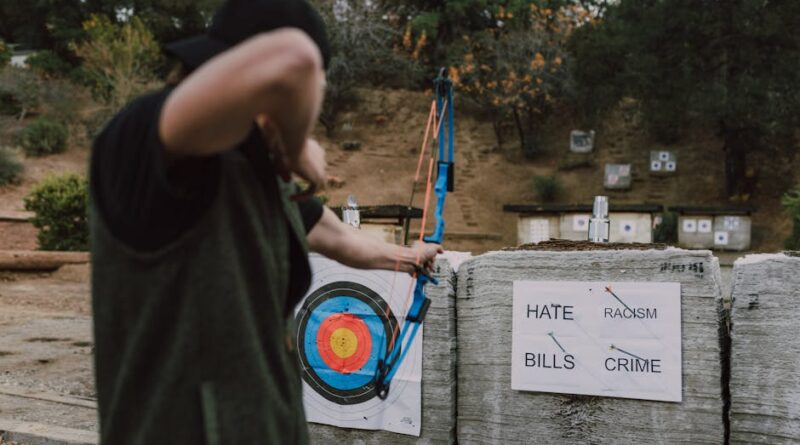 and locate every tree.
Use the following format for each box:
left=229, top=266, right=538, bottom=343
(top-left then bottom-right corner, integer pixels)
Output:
left=71, top=14, right=162, bottom=109
left=311, top=0, right=422, bottom=135
left=452, top=2, right=590, bottom=153
left=570, top=0, right=800, bottom=197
